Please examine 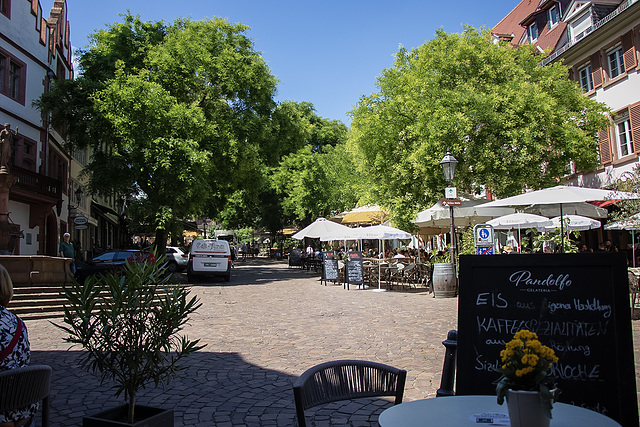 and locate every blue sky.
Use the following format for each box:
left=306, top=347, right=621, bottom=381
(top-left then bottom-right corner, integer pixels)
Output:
left=47, top=0, right=519, bottom=125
